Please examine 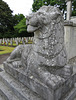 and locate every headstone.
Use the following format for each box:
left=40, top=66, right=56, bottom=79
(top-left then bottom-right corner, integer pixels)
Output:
left=25, top=37, right=28, bottom=43
left=13, top=38, right=15, bottom=41
left=5, top=40, right=8, bottom=45
left=18, top=38, right=21, bottom=43
left=15, top=40, right=19, bottom=46
left=10, top=39, right=13, bottom=46
left=28, top=37, right=31, bottom=40
left=22, top=37, right=25, bottom=44
left=3, top=38, right=5, bottom=44
left=2, top=6, right=76, bottom=100
left=17, top=37, right=18, bottom=40
left=15, top=38, right=17, bottom=42
left=7, top=38, right=10, bottom=42
left=30, top=37, right=33, bottom=41
left=0, top=39, right=2, bottom=44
